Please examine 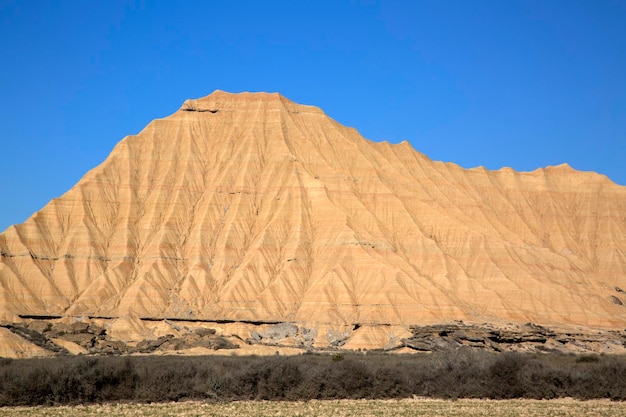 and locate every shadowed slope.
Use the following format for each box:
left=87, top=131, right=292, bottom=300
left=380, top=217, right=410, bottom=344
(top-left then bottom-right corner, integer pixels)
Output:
left=1, top=91, right=625, bottom=337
